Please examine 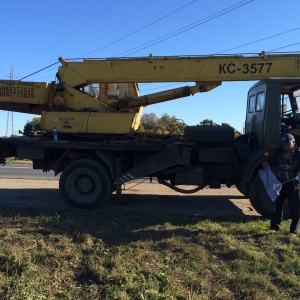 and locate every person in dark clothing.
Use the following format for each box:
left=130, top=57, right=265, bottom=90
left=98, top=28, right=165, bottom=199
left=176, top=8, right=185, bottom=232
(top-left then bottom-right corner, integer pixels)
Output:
left=262, top=133, right=300, bottom=234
